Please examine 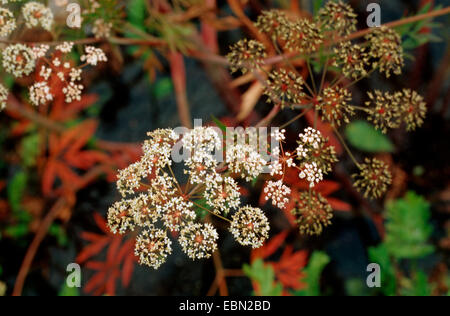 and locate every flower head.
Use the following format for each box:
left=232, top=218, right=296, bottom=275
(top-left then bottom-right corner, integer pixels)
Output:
left=2, top=44, right=36, bottom=77
left=265, top=68, right=305, bottom=108
left=399, top=89, right=427, bottom=131
left=333, top=41, right=369, bottom=79
left=0, top=8, right=16, bottom=37
left=29, top=82, right=53, bottom=106
left=353, top=158, right=392, bottom=199
left=366, top=27, right=404, bottom=78
left=22, top=2, right=54, bottom=31
left=227, top=39, right=267, bottom=74
left=204, top=174, right=240, bottom=215
left=264, top=180, right=291, bottom=209
left=179, top=223, right=218, bottom=260
left=285, top=19, right=323, bottom=53
left=161, top=196, right=196, bottom=232
left=296, top=127, right=338, bottom=175
left=318, top=86, right=354, bottom=126
left=93, top=19, right=113, bottom=38
left=255, top=10, right=291, bottom=41
left=318, top=0, right=357, bottom=36
left=132, top=194, right=160, bottom=227
left=107, top=199, right=137, bottom=234
left=227, top=144, right=266, bottom=182
left=135, top=228, right=172, bottom=269
left=182, top=126, right=222, bottom=155
left=56, top=42, right=74, bottom=54
left=31, top=45, right=50, bottom=59
left=292, top=191, right=333, bottom=236
left=299, top=162, right=324, bottom=188
left=230, top=206, right=270, bottom=248
left=62, top=82, right=83, bottom=103
left=365, top=90, right=402, bottom=133
left=80, top=46, right=108, bottom=66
